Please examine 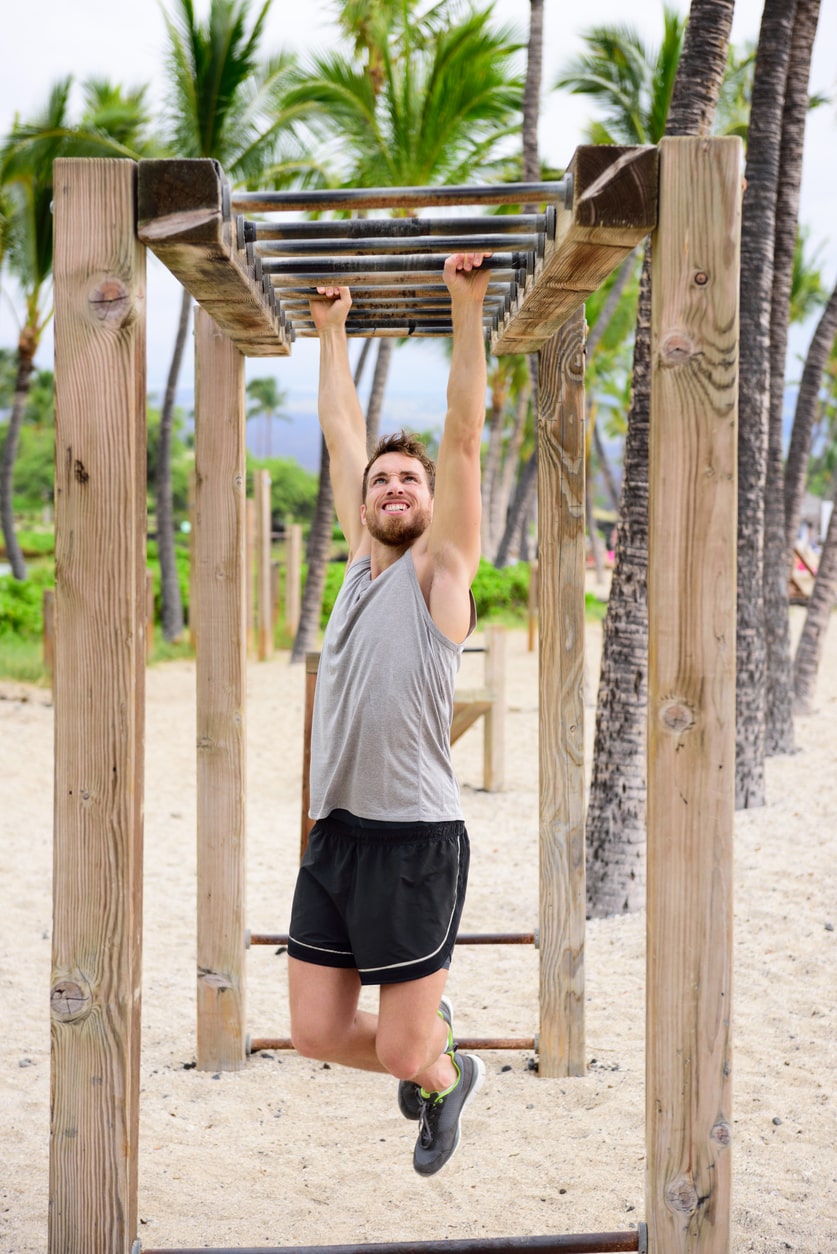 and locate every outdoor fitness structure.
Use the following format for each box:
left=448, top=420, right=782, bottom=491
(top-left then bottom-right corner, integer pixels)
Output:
left=48, top=139, right=742, bottom=1254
